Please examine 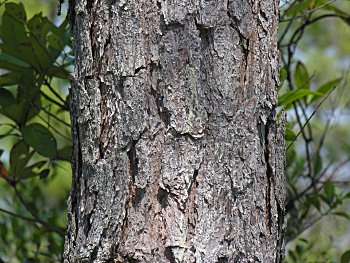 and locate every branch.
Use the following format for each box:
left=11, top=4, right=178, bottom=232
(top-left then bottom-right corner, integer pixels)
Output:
left=14, top=187, right=65, bottom=237
left=280, top=0, right=336, bottom=22
left=287, top=86, right=336, bottom=151
left=40, top=90, right=69, bottom=111
left=43, top=79, right=68, bottom=106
